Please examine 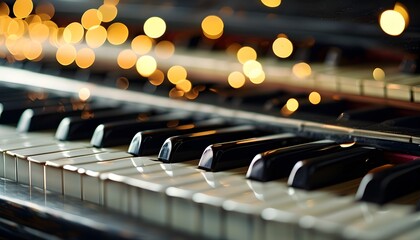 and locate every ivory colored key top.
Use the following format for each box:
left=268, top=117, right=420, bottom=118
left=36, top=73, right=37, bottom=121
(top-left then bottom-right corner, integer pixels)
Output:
left=28, top=147, right=110, bottom=189
left=65, top=156, right=160, bottom=204
left=222, top=182, right=333, bottom=240
left=386, top=76, right=420, bottom=101
left=45, top=151, right=133, bottom=194
left=101, top=160, right=198, bottom=214
left=6, top=141, right=90, bottom=185
left=341, top=204, right=414, bottom=240
left=1, top=138, right=58, bottom=180
left=261, top=196, right=355, bottom=240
